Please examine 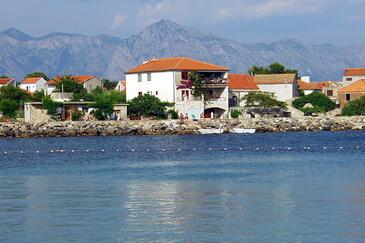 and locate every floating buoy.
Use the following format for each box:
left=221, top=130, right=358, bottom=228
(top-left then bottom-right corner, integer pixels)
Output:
left=20, top=151, right=24, bottom=154
left=240, top=148, right=243, bottom=151
left=36, top=151, right=40, bottom=153
left=224, top=148, right=227, bottom=151
left=146, top=149, right=150, bottom=152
